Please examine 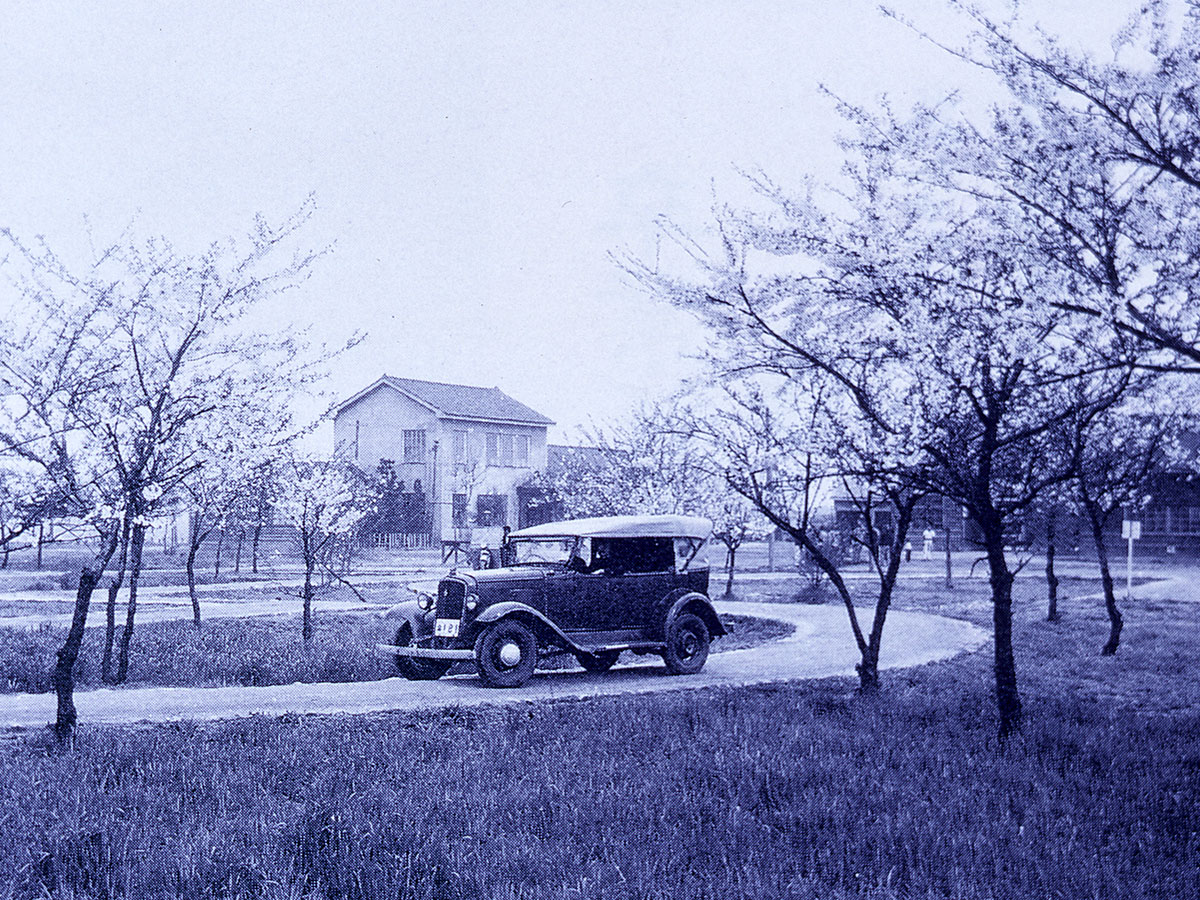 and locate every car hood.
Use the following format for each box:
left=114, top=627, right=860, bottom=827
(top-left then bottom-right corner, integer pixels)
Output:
left=451, top=565, right=557, bottom=583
